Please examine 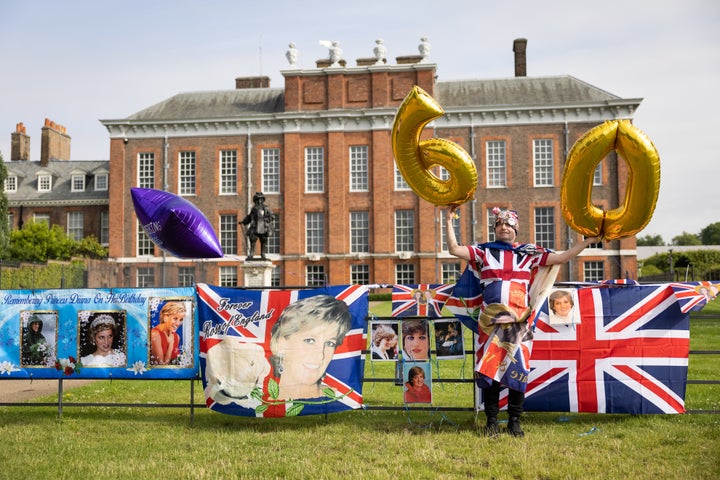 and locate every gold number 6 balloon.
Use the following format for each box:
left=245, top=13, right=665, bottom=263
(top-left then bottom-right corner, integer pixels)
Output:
left=561, top=120, right=660, bottom=240
left=391, top=86, right=477, bottom=206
